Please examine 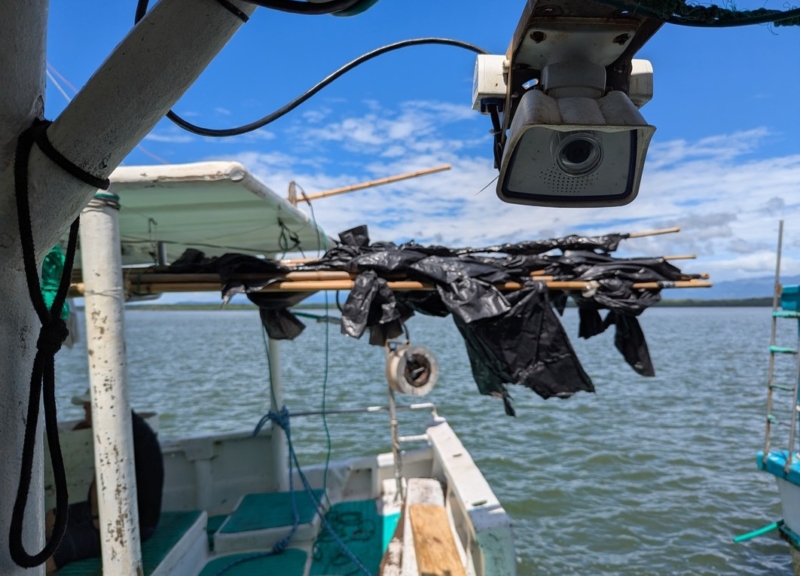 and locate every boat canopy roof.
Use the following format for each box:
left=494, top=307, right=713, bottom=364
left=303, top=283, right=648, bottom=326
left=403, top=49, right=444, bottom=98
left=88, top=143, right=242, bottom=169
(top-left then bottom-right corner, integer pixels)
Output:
left=75, top=161, right=331, bottom=267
